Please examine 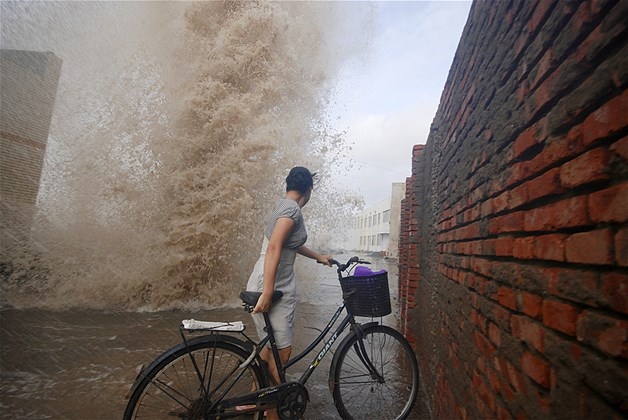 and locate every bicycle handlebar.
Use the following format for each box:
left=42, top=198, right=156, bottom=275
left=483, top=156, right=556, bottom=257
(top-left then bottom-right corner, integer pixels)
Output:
left=330, top=256, right=370, bottom=274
